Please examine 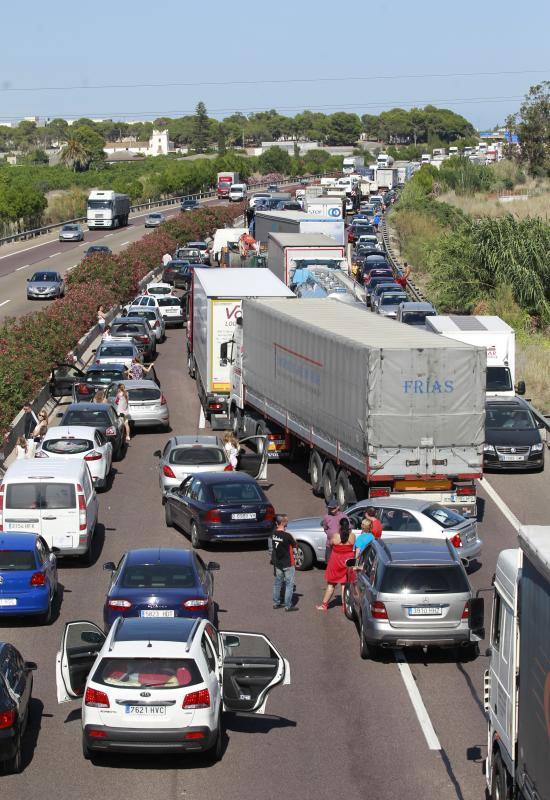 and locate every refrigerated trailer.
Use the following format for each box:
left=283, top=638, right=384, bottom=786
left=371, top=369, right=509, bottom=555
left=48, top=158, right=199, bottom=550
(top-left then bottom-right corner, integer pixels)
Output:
left=267, top=233, right=347, bottom=286
left=224, top=298, right=485, bottom=514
